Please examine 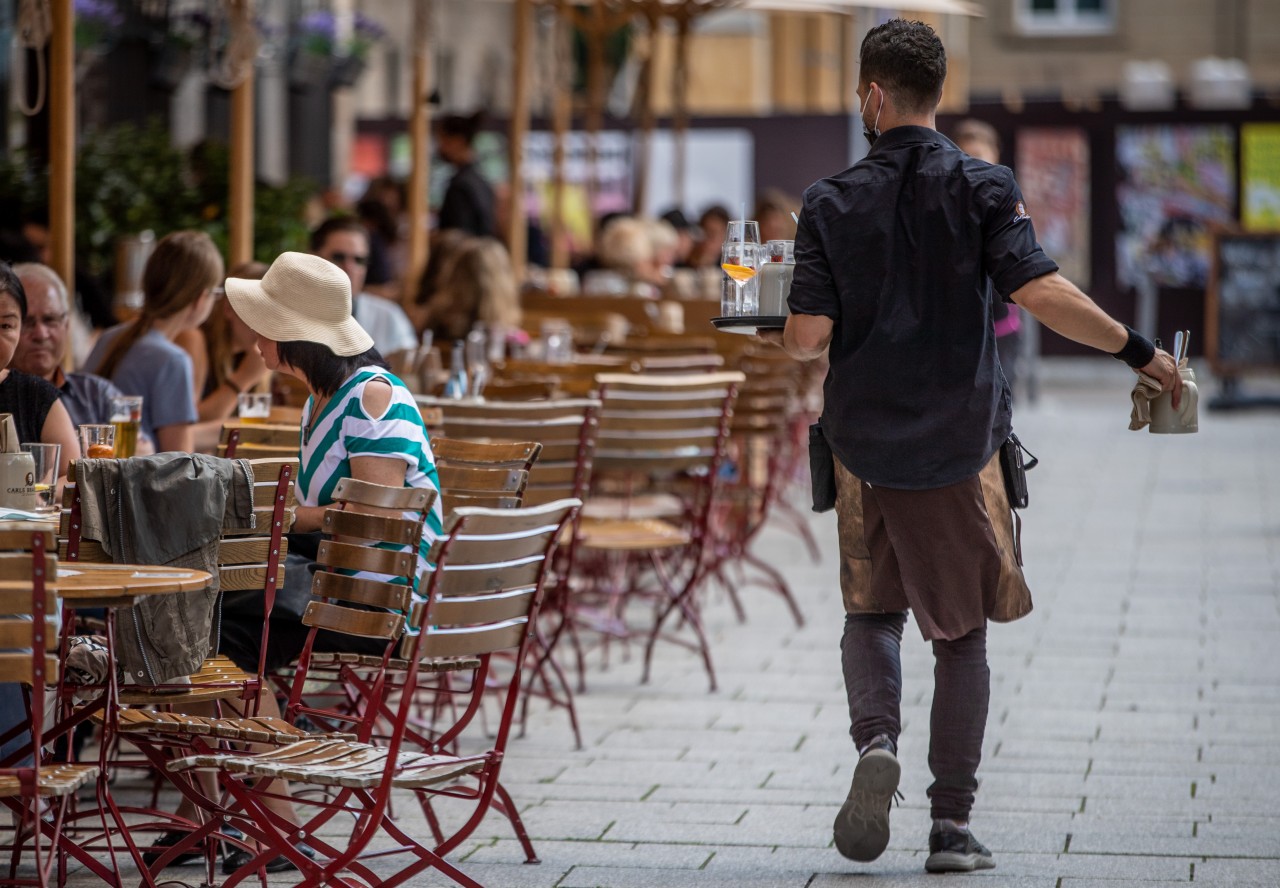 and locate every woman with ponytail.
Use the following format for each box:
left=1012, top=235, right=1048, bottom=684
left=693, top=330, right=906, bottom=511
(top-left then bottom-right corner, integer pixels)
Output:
left=85, top=231, right=224, bottom=453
